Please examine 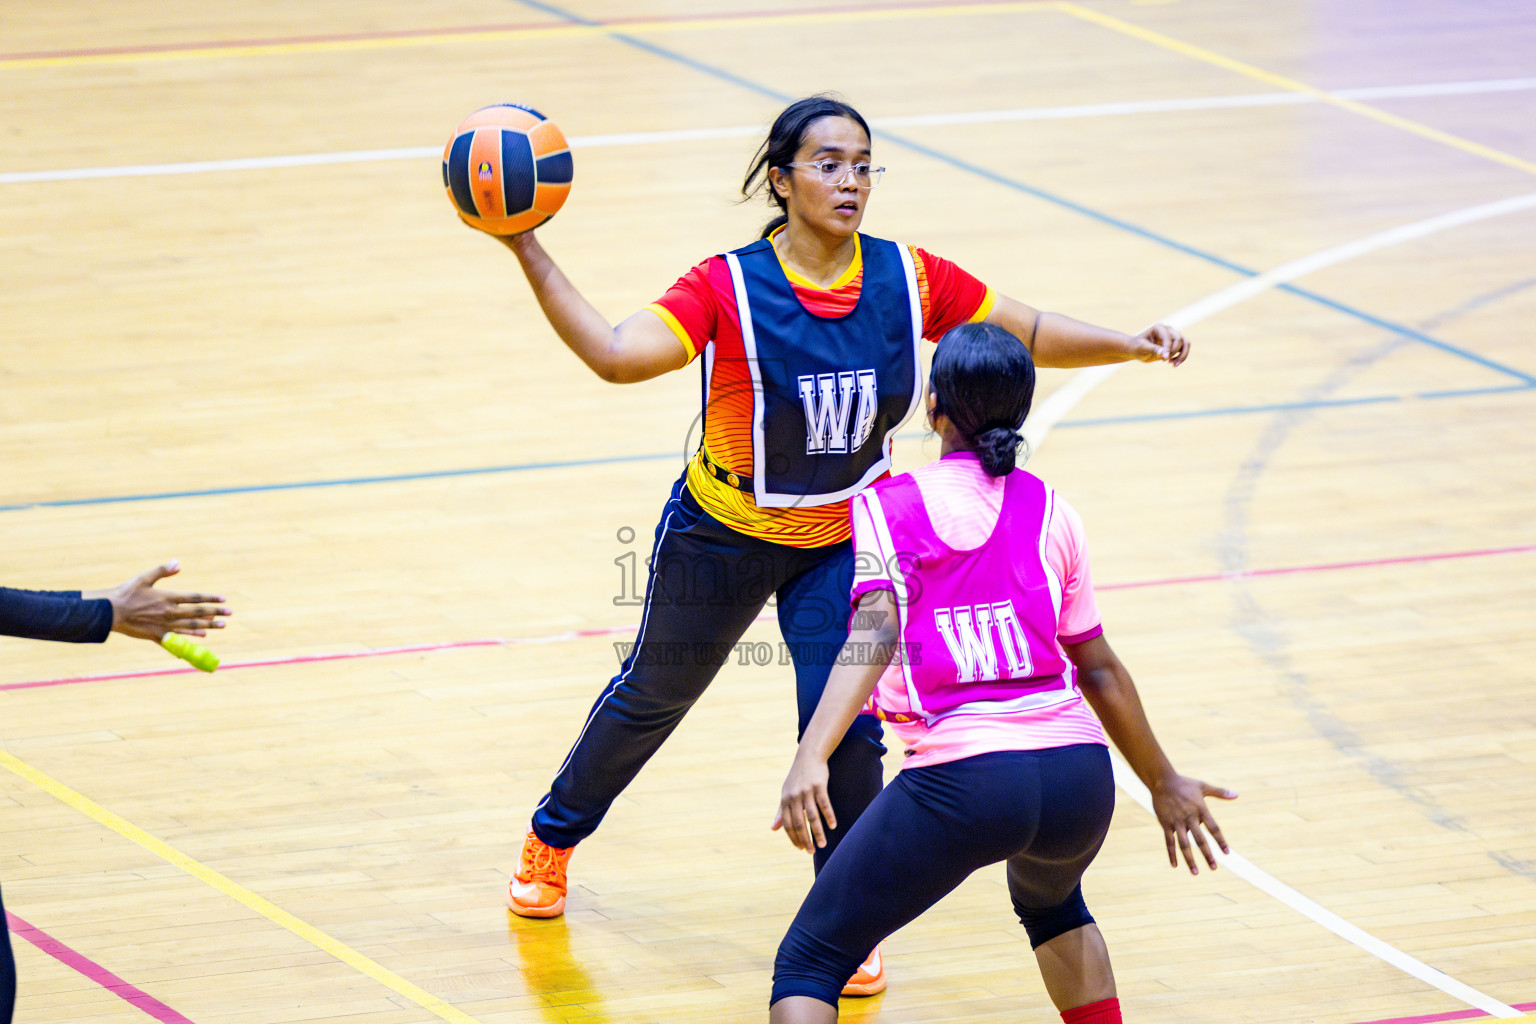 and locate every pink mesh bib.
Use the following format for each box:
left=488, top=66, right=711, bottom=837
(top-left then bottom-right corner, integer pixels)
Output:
left=862, top=469, right=1075, bottom=725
